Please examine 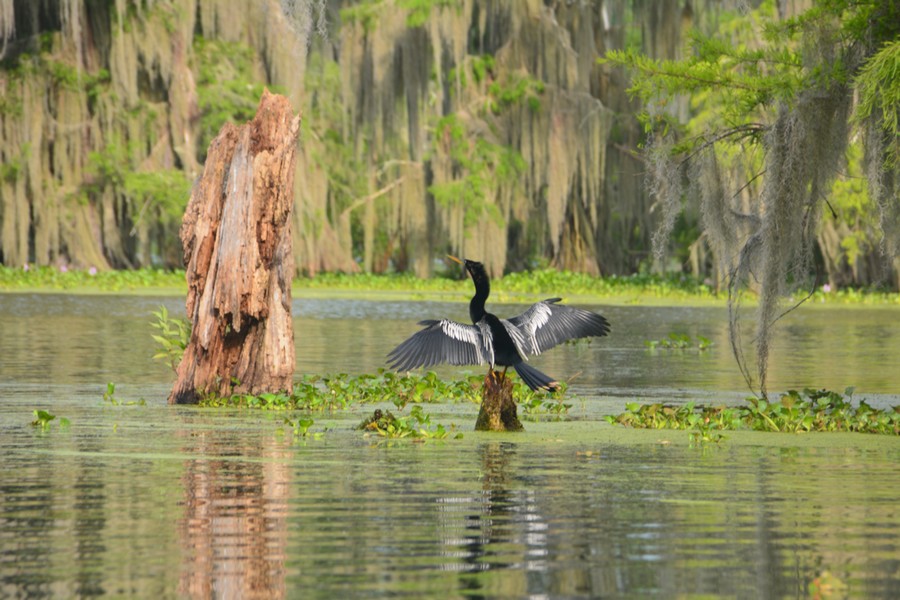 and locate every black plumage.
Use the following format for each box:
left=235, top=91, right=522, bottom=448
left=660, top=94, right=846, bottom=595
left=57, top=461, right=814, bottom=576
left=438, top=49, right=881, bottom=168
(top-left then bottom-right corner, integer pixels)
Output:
left=387, top=257, right=610, bottom=391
